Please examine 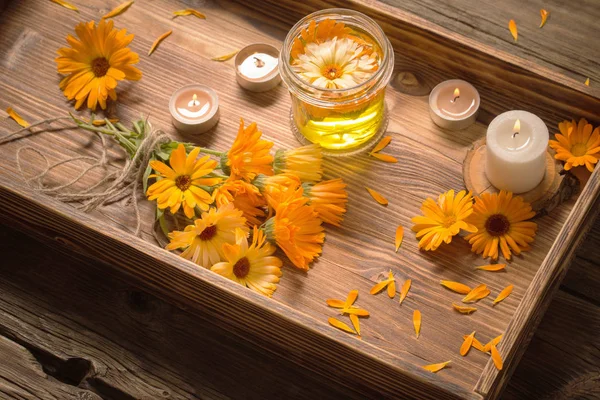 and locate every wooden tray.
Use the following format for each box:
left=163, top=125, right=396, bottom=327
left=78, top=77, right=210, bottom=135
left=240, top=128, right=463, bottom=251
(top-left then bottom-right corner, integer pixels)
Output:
left=0, top=1, right=599, bottom=399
